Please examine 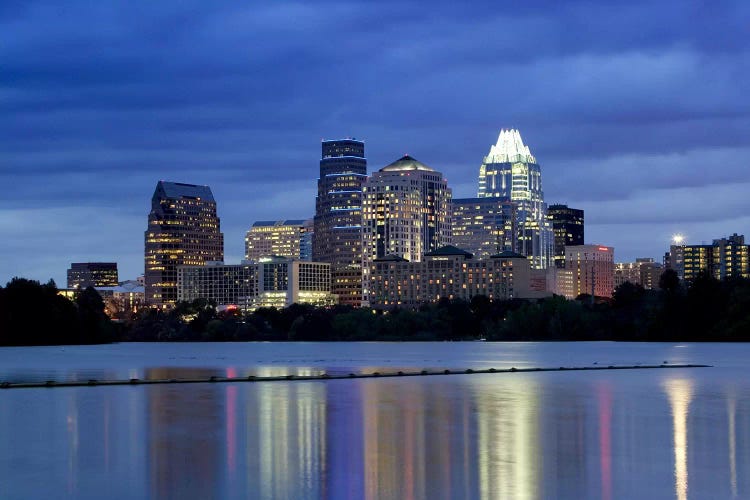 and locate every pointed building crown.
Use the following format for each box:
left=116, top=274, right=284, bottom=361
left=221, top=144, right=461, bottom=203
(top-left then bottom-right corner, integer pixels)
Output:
left=485, top=129, right=536, bottom=164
